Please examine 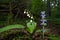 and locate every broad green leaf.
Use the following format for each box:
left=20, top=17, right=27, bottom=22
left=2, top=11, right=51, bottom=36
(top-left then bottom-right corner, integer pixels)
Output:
left=48, top=34, right=60, bottom=40
left=0, top=24, right=25, bottom=33
left=27, top=21, right=36, bottom=34
left=49, top=36, right=60, bottom=40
